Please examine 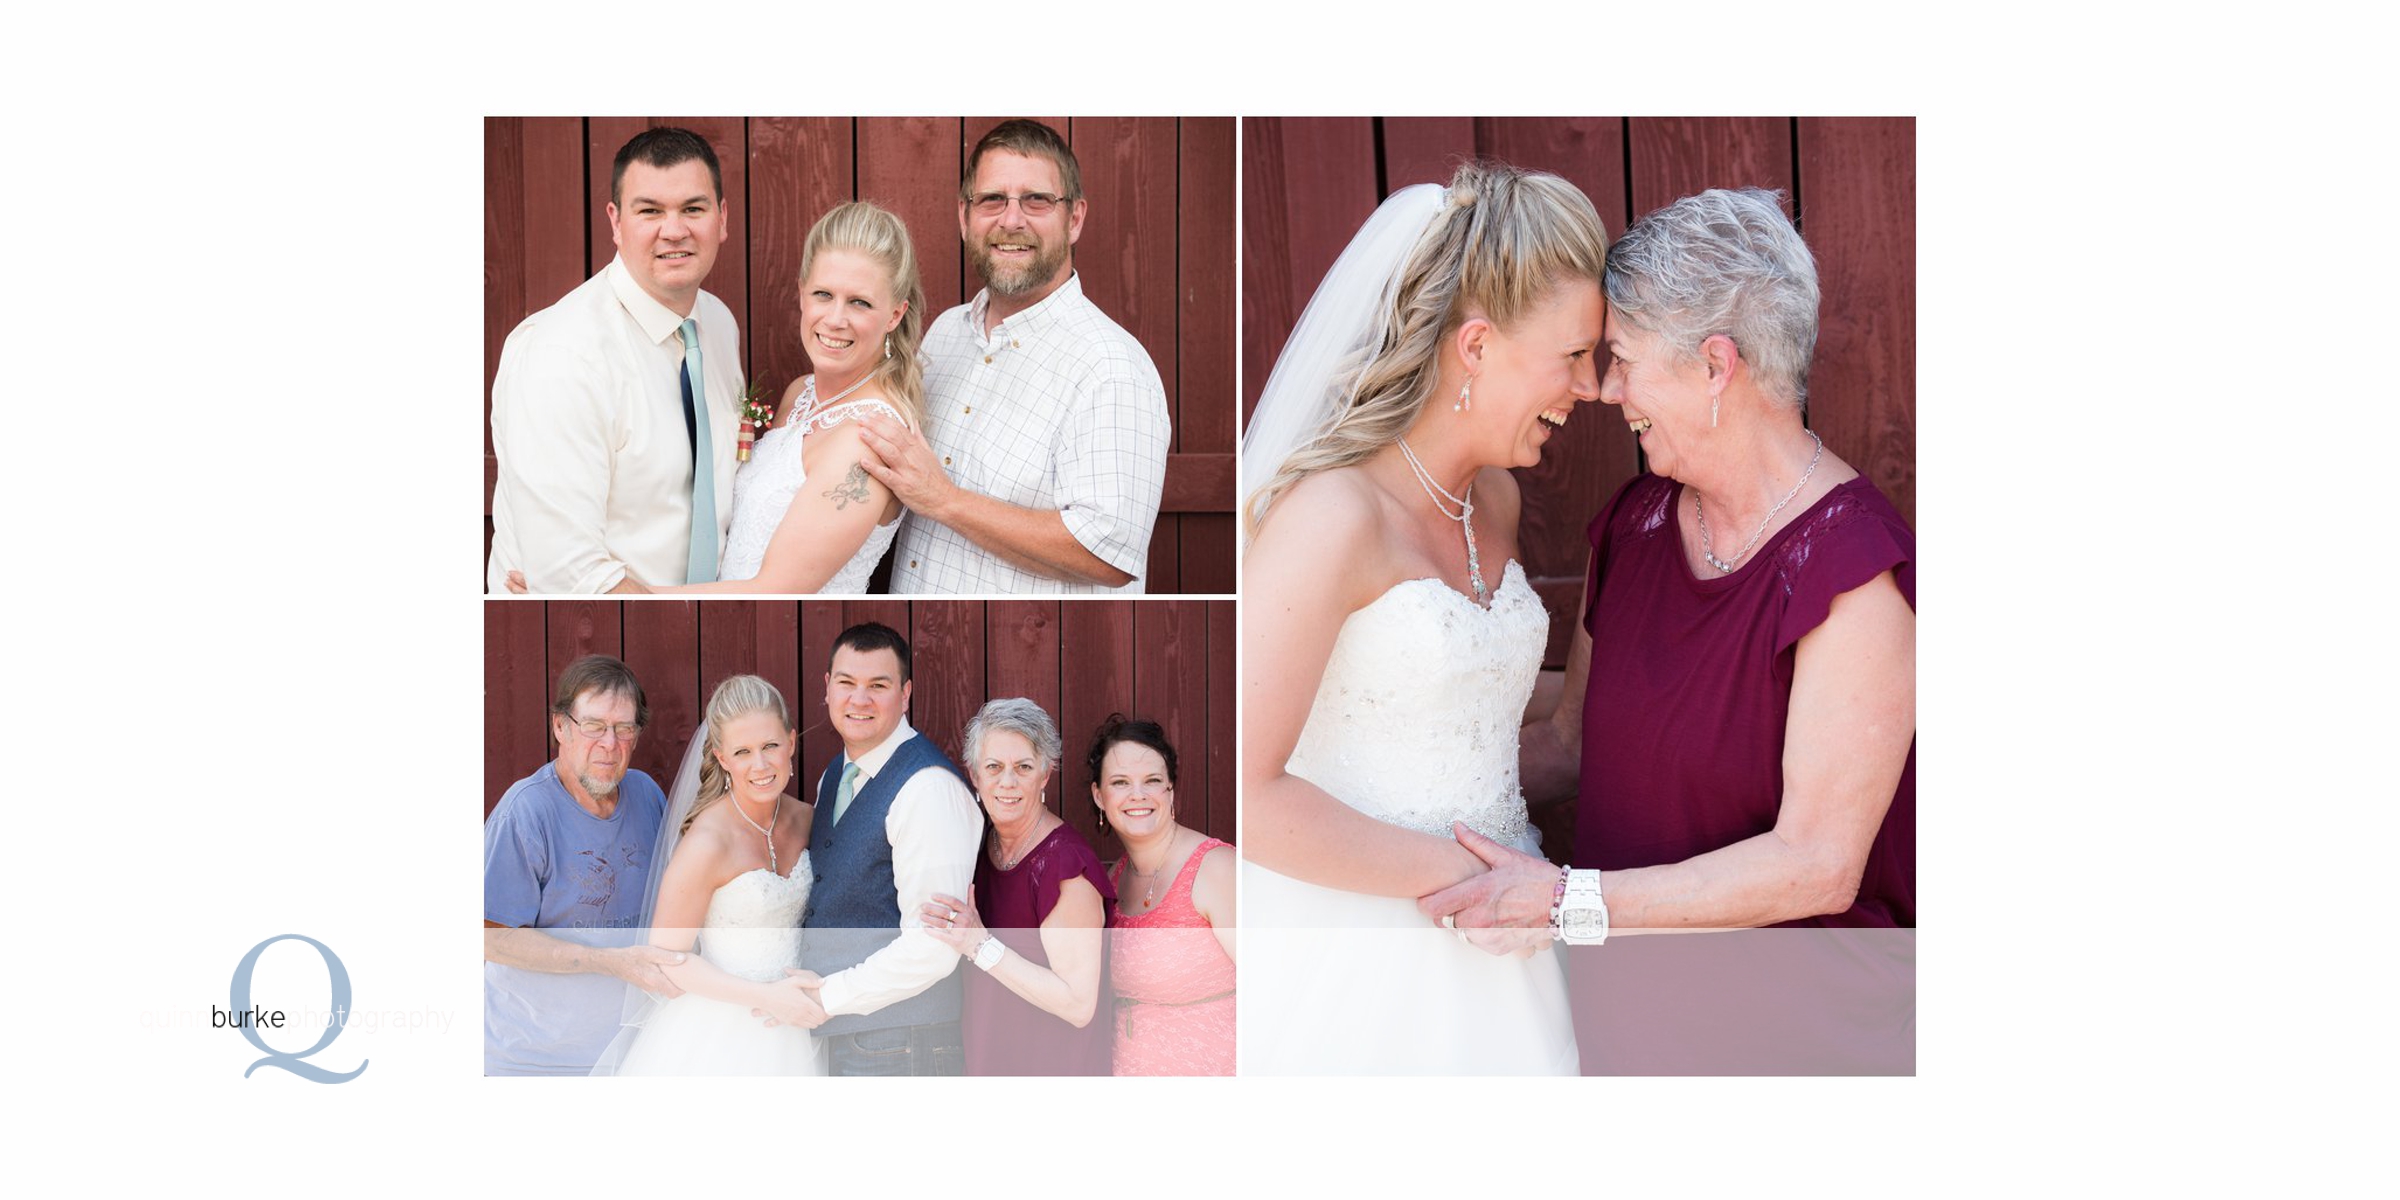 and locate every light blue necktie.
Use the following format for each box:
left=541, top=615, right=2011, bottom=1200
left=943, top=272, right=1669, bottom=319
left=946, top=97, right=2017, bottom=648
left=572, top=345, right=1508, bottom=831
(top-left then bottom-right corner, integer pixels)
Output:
left=681, top=317, right=718, bottom=584
left=831, top=763, right=864, bottom=826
